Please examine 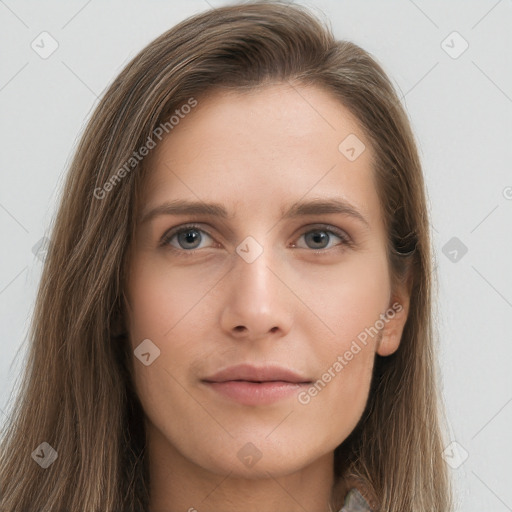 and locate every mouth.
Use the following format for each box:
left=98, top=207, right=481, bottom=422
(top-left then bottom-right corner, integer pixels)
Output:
left=202, top=364, right=312, bottom=406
